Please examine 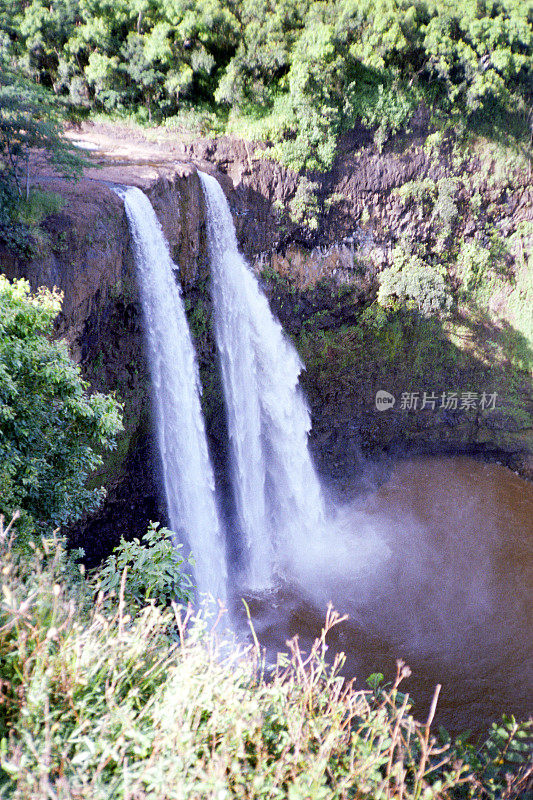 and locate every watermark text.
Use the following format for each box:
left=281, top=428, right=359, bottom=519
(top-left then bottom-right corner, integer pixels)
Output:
left=375, top=390, right=498, bottom=412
